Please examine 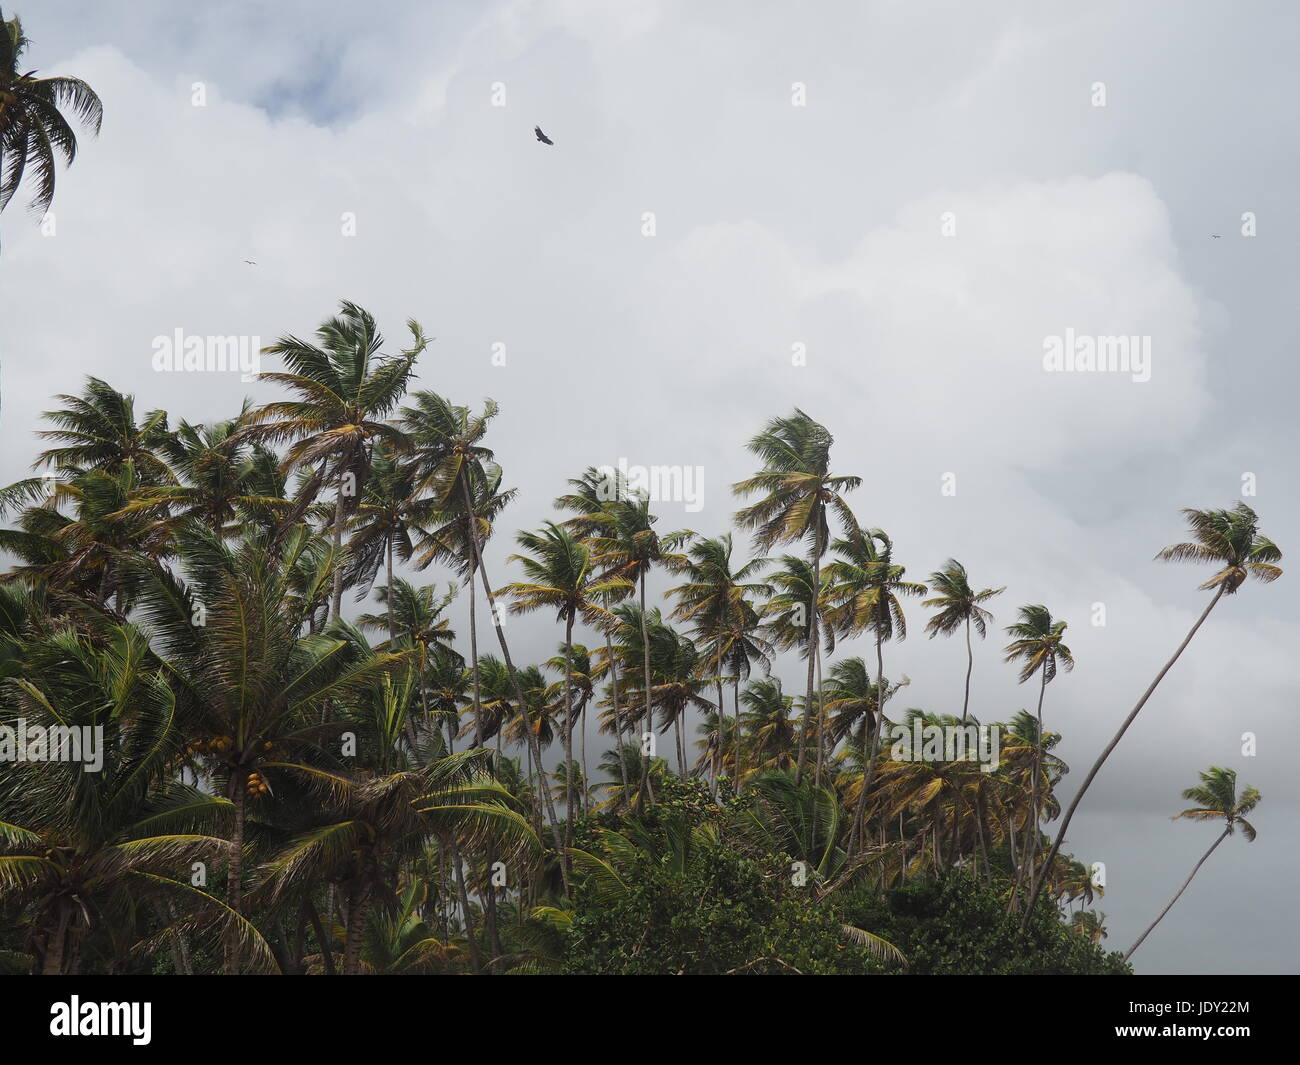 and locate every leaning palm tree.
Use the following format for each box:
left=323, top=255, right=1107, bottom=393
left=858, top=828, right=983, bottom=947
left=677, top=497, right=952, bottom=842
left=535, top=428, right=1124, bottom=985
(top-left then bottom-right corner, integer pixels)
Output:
left=923, top=560, right=1004, bottom=723
left=1024, top=503, right=1282, bottom=926
left=242, top=301, right=428, bottom=618
left=0, top=10, right=103, bottom=217
left=1123, top=768, right=1260, bottom=963
left=733, top=410, right=860, bottom=782
left=1002, top=604, right=1073, bottom=892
